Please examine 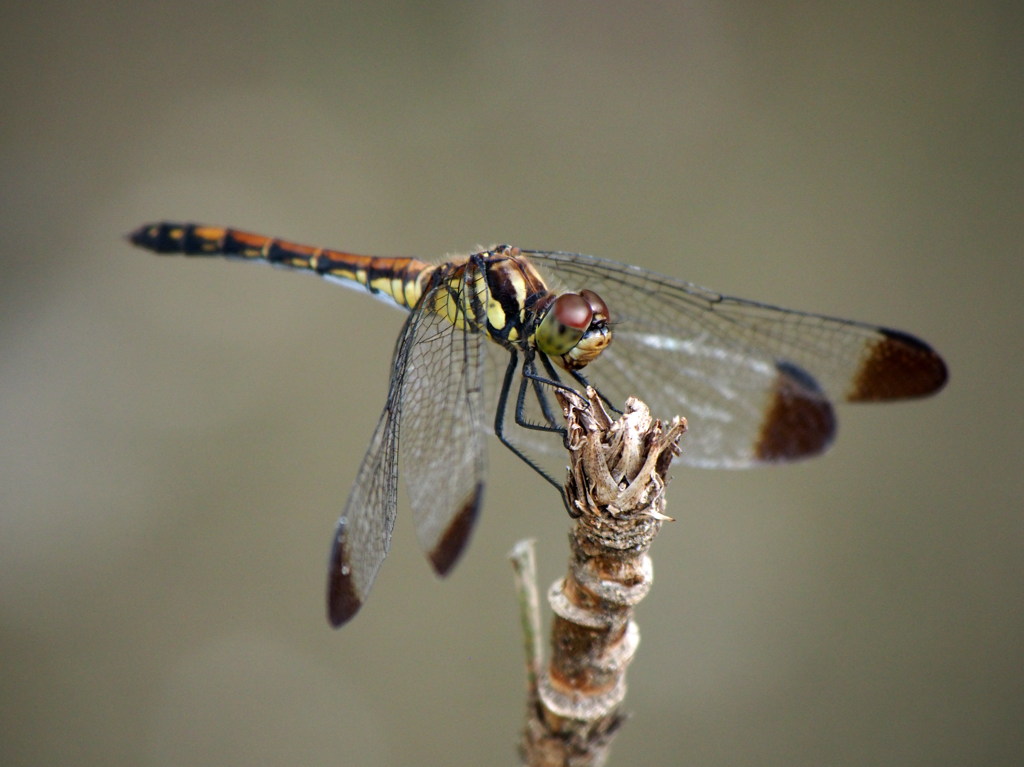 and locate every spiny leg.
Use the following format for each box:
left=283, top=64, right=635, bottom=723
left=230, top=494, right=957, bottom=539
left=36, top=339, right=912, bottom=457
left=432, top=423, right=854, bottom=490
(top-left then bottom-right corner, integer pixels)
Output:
left=565, top=367, right=620, bottom=415
left=493, top=352, right=573, bottom=510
